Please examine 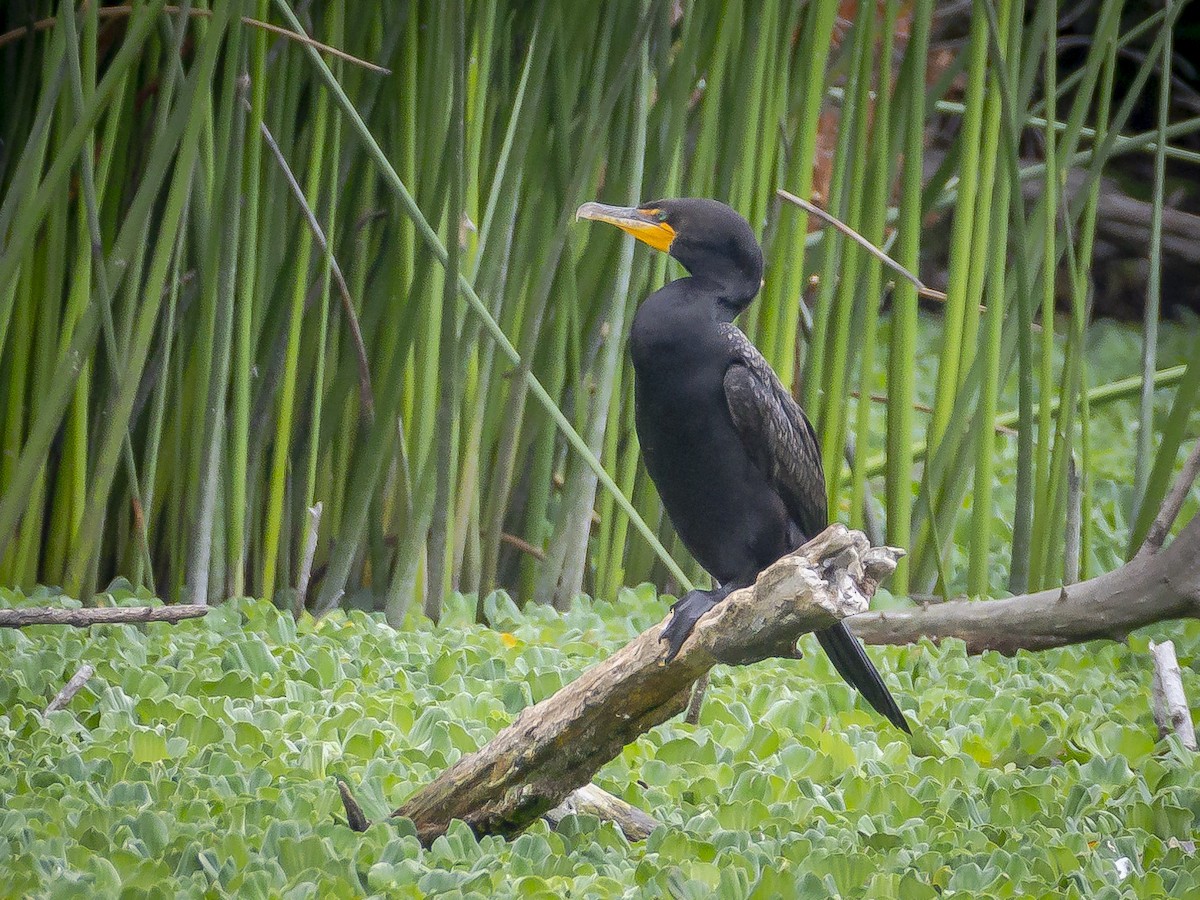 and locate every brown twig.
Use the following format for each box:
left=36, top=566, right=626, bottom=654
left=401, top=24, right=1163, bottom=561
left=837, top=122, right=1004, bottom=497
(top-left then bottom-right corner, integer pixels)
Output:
left=256, top=113, right=376, bottom=422
left=500, top=532, right=546, bottom=561
left=848, top=391, right=1019, bottom=436
left=0, top=6, right=391, bottom=73
left=338, top=778, right=371, bottom=832
left=777, top=188, right=949, bottom=303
